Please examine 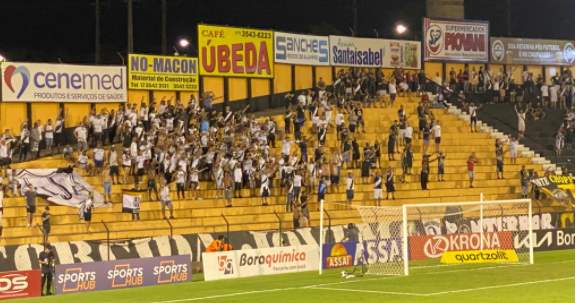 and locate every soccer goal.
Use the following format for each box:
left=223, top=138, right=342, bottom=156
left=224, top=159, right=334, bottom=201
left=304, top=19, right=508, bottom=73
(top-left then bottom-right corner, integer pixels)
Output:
left=318, top=196, right=534, bottom=276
